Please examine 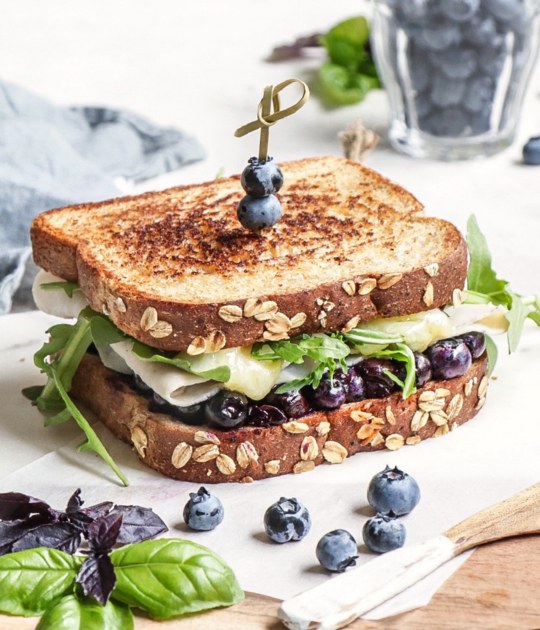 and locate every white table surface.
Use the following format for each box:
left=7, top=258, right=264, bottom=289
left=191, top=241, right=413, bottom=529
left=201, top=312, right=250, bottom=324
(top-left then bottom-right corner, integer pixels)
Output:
left=1, top=0, right=539, bottom=478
